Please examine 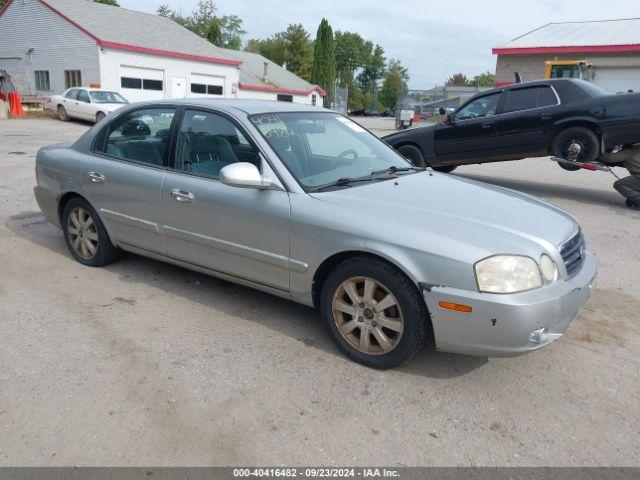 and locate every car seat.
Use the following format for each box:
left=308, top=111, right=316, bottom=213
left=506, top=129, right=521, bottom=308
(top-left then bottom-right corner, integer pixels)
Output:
left=267, top=132, right=304, bottom=178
